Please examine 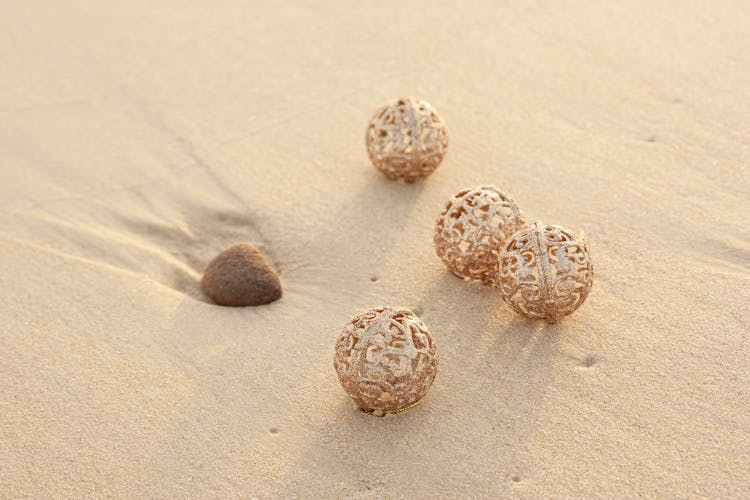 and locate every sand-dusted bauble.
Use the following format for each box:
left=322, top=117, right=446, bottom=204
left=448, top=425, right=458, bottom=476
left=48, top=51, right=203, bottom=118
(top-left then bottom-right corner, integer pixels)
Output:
left=365, top=97, right=448, bottom=183
left=498, top=222, right=593, bottom=323
left=434, top=186, right=527, bottom=285
left=333, top=307, right=438, bottom=415
left=201, top=243, right=282, bottom=306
